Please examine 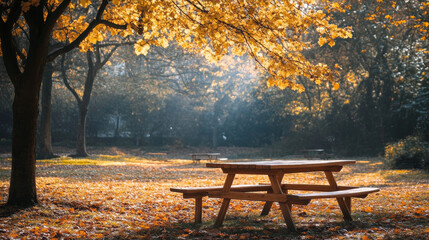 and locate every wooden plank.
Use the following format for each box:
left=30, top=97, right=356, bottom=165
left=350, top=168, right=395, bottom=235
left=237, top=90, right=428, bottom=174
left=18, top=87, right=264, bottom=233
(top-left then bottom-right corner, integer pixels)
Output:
left=190, top=153, right=220, bottom=156
left=206, top=160, right=355, bottom=170
left=170, top=184, right=273, bottom=194
left=258, top=183, right=358, bottom=191
left=281, top=183, right=355, bottom=191
left=221, top=166, right=343, bottom=174
left=183, top=193, right=209, bottom=198
left=209, top=191, right=288, bottom=202
left=286, top=187, right=379, bottom=200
